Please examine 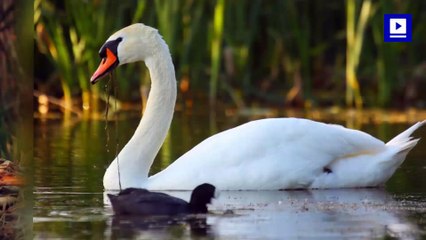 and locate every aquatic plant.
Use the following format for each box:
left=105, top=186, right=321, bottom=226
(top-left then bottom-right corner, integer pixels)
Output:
left=34, top=0, right=426, bottom=114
